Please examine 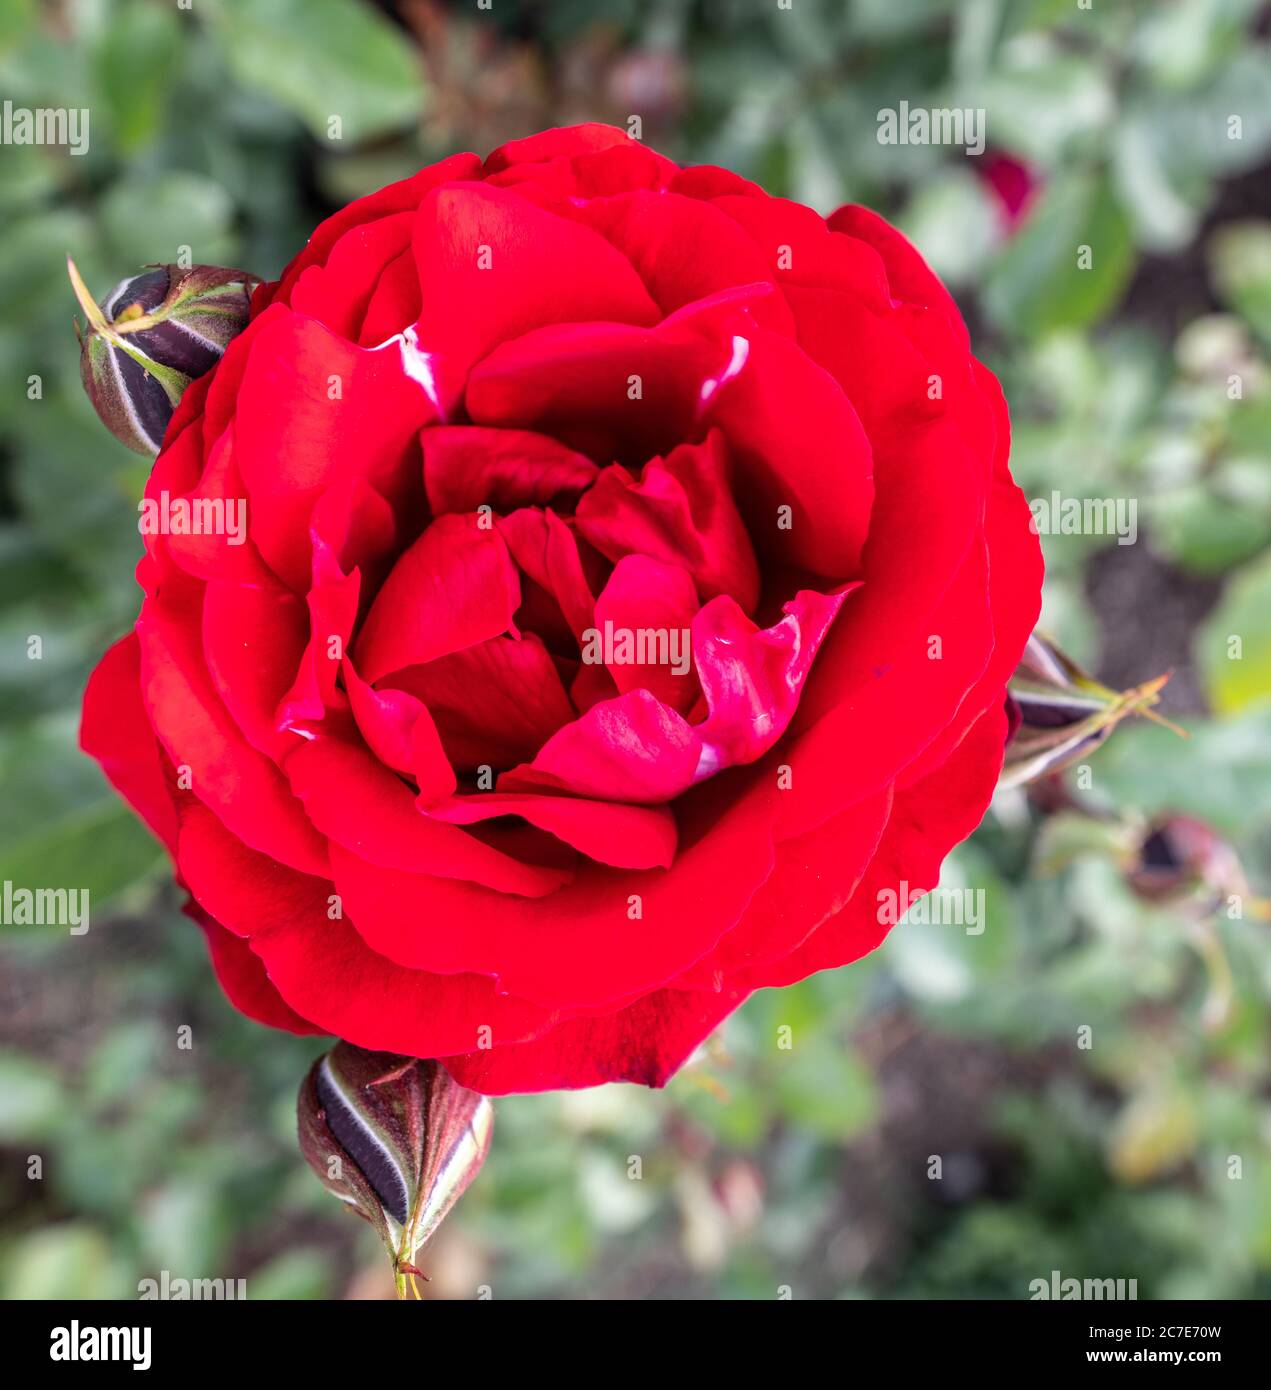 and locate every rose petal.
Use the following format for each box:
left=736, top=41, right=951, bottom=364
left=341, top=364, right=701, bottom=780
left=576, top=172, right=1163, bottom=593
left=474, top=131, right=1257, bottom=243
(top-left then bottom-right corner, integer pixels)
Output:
left=232, top=306, right=434, bottom=592
left=692, top=584, right=853, bottom=777
left=355, top=513, right=521, bottom=685
left=386, top=633, right=576, bottom=773
left=342, top=655, right=455, bottom=802
left=427, top=790, right=677, bottom=871
left=575, top=430, right=759, bottom=612
left=411, top=182, right=660, bottom=404
left=177, top=801, right=557, bottom=1056
left=136, top=575, right=329, bottom=876
left=189, top=903, right=323, bottom=1035
left=286, top=725, right=569, bottom=897
left=590, top=554, right=700, bottom=715
left=424, top=426, right=598, bottom=515
left=80, top=633, right=179, bottom=855
left=502, top=688, right=701, bottom=804
left=441, top=984, right=750, bottom=1094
